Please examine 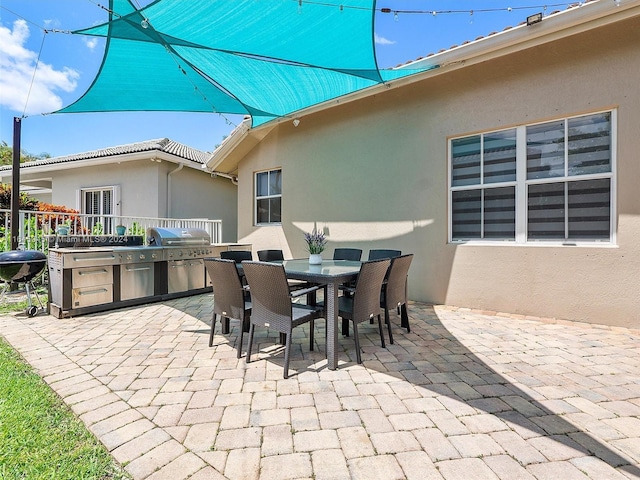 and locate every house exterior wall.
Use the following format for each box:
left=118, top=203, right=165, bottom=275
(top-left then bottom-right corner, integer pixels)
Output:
left=49, top=161, right=163, bottom=217
left=168, top=166, right=238, bottom=243
left=25, top=158, right=238, bottom=242
left=235, top=15, right=640, bottom=328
